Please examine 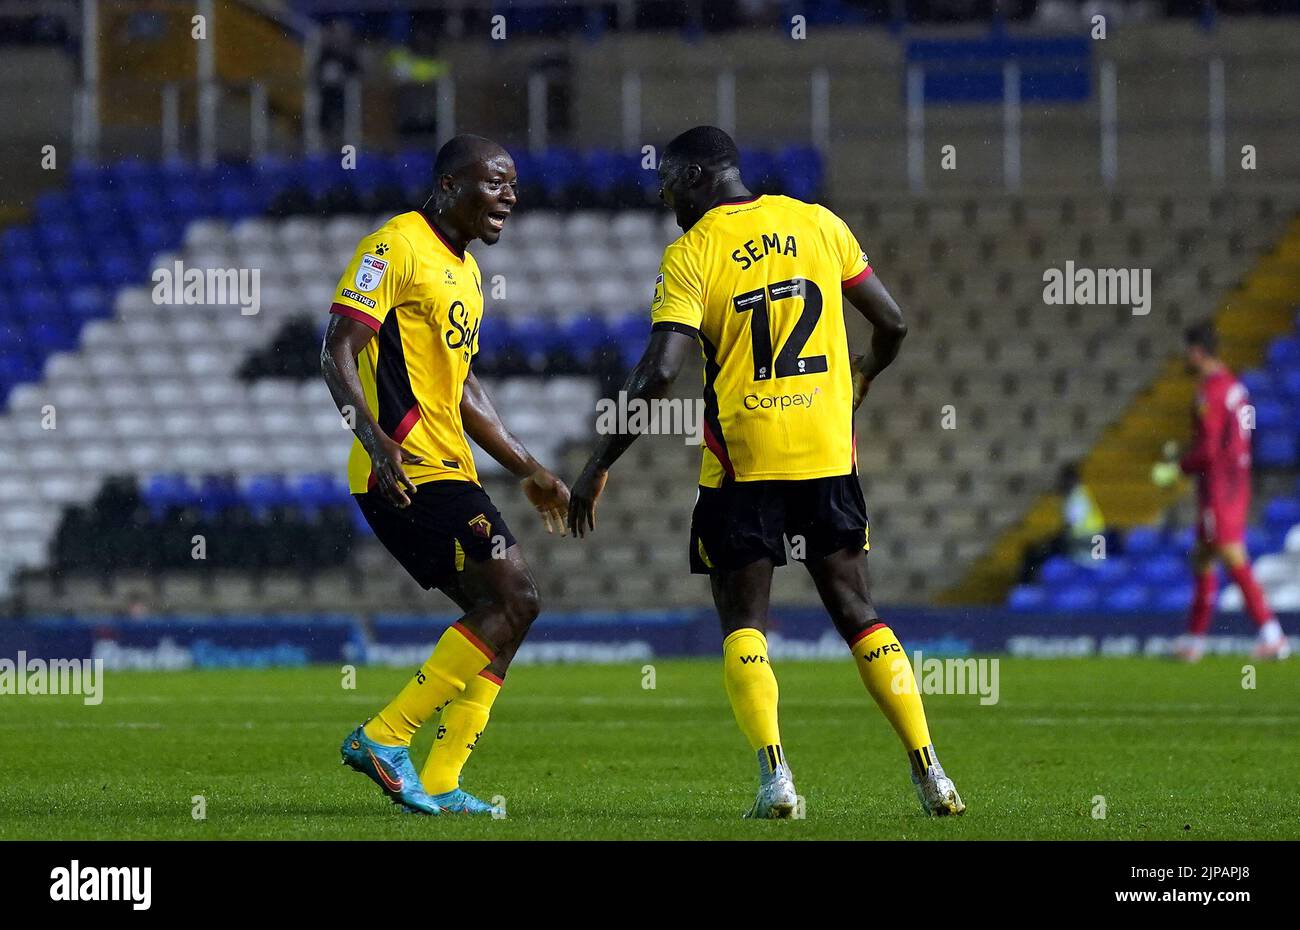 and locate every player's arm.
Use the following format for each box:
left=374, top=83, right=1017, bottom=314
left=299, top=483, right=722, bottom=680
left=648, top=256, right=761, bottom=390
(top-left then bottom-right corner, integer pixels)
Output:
left=1179, top=385, right=1226, bottom=475
left=460, top=370, right=570, bottom=535
left=320, top=314, right=423, bottom=507
left=567, top=327, right=697, bottom=538
left=843, top=273, right=908, bottom=410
